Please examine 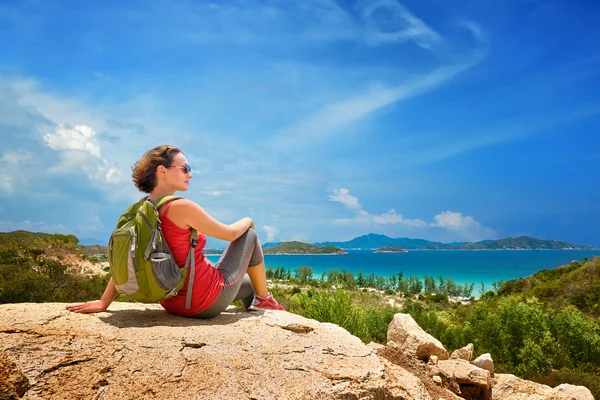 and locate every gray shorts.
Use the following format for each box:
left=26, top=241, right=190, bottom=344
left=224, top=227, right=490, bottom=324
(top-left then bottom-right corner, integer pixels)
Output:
left=192, top=228, right=263, bottom=318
